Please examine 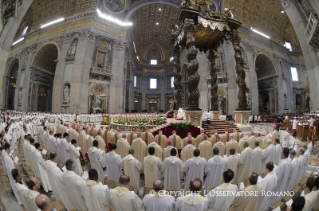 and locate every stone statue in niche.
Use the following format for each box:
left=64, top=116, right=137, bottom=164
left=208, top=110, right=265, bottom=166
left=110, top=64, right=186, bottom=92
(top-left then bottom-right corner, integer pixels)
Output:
left=92, top=90, right=102, bottom=110
left=67, top=39, right=78, bottom=58
left=63, top=85, right=70, bottom=104
left=18, top=89, right=22, bottom=105
left=305, top=95, right=310, bottom=111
